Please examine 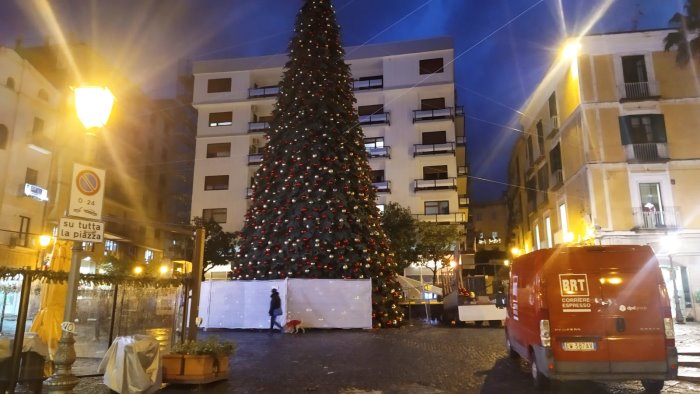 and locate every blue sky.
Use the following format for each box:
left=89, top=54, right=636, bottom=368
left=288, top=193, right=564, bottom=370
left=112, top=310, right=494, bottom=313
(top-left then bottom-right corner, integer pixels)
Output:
left=0, top=0, right=682, bottom=202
